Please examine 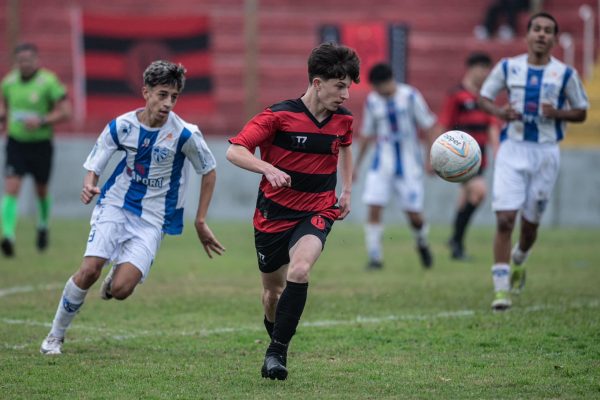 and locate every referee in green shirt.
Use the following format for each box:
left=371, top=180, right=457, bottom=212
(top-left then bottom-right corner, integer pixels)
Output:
left=0, top=43, right=71, bottom=257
